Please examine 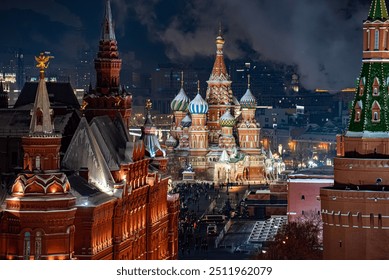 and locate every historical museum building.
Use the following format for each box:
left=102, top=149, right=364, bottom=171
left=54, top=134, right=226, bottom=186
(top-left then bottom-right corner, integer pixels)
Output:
left=0, top=0, right=179, bottom=260
left=321, top=0, right=389, bottom=259
left=167, top=31, right=275, bottom=184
